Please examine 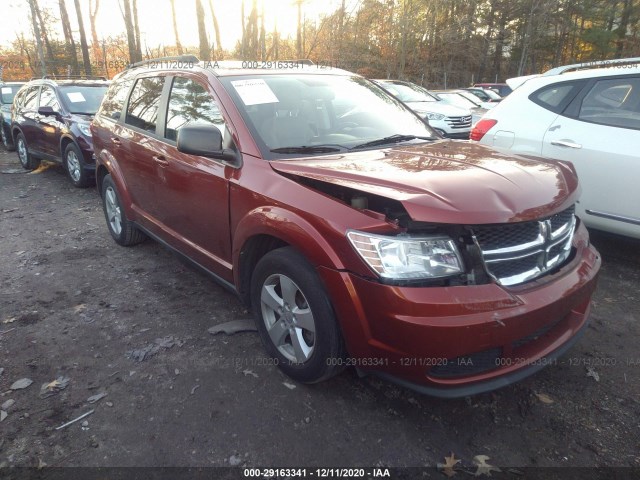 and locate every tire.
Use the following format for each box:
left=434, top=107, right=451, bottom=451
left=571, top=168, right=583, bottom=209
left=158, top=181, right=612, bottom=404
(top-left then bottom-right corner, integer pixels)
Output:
left=1, top=123, right=15, bottom=151
left=15, top=132, right=40, bottom=170
left=64, top=142, right=91, bottom=188
left=101, top=174, right=146, bottom=246
left=251, top=247, right=346, bottom=384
